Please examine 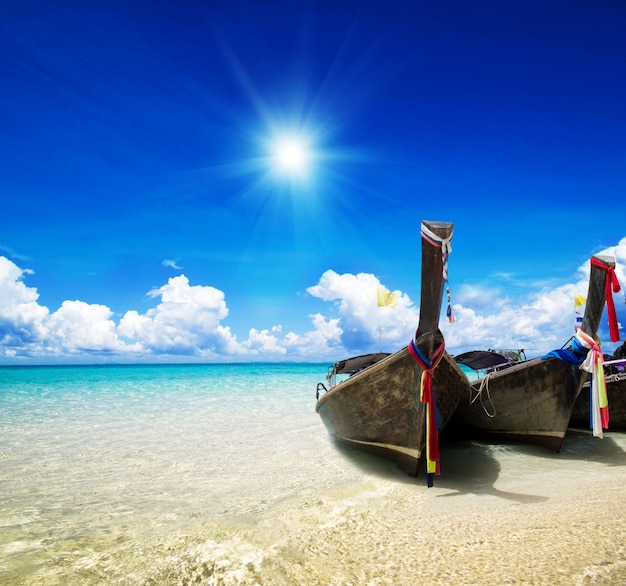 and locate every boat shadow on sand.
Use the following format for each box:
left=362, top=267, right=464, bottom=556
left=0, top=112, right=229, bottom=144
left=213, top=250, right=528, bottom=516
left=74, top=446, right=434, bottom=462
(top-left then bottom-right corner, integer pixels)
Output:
left=329, top=429, right=625, bottom=502
left=457, top=428, right=626, bottom=468
left=429, top=439, right=548, bottom=503
left=330, top=437, right=544, bottom=503
left=540, top=427, right=626, bottom=465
